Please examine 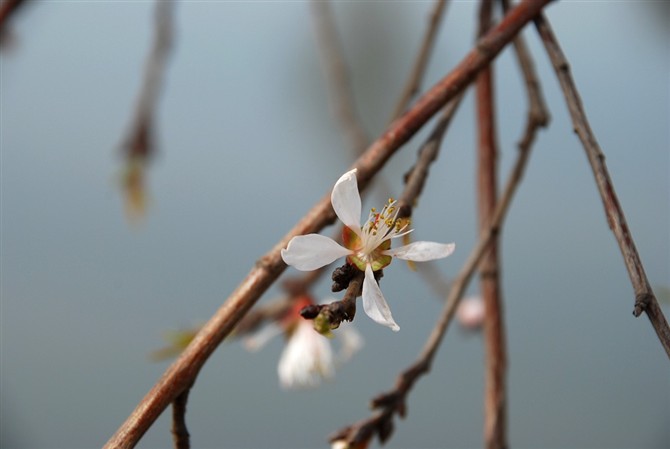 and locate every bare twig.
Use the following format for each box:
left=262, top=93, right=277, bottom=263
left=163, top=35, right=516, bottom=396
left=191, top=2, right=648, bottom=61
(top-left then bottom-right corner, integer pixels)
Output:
left=310, top=0, right=369, bottom=154
left=534, top=14, right=670, bottom=358
left=397, top=92, right=465, bottom=220
left=170, top=386, right=191, bottom=449
left=390, top=0, right=450, bottom=121
left=120, top=0, right=174, bottom=220
left=303, top=269, right=365, bottom=334
left=475, top=1, right=507, bottom=448
left=103, top=2, right=554, bottom=447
